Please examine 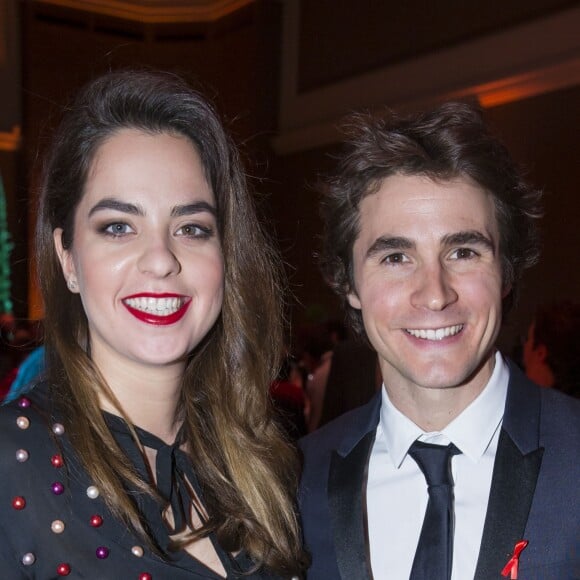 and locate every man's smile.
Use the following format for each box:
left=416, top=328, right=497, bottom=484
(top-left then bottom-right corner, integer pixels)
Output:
left=404, top=324, right=464, bottom=341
